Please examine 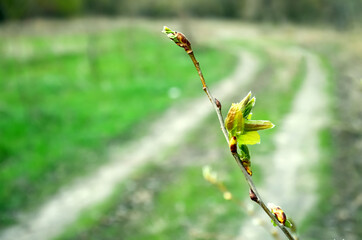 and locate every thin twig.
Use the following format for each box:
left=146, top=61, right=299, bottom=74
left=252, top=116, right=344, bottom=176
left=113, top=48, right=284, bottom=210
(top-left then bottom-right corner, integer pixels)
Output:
left=206, top=175, right=281, bottom=240
left=162, top=26, right=295, bottom=239
left=188, top=45, right=295, bottom=240
left=188, top=52, right=230, bottom=142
